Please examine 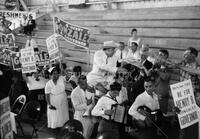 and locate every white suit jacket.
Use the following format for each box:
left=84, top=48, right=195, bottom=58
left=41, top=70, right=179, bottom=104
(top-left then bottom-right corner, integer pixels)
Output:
left=87, top=49, right=118, bottom=86
left=71, top=86, right=94, bottom=120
